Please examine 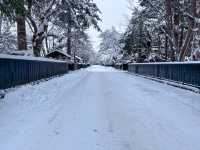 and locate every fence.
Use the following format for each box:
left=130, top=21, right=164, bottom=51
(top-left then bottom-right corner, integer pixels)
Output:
left=0, top=57, right=89, bottom=90
left=113, top=64, right=128, bottom=71
left=128, top=62, right=200, bottom=88
left=68, top=63, right=90, bottom=71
